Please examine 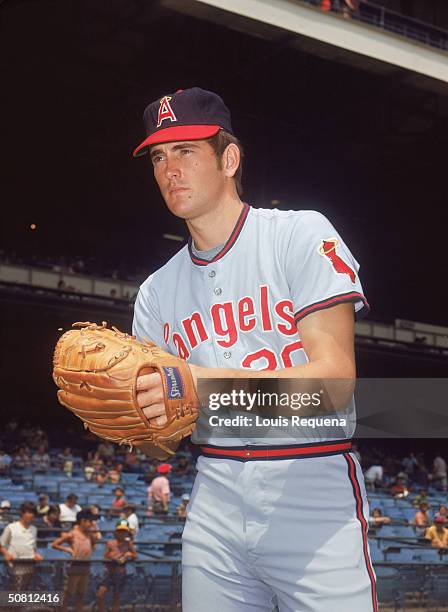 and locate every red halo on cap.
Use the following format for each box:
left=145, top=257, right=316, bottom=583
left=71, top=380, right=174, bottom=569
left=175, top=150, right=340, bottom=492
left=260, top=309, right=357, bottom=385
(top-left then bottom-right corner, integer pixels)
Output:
left=133, top=124, right=221, bottom=157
